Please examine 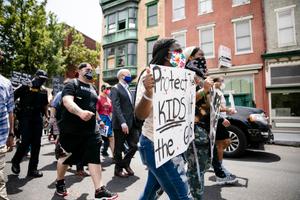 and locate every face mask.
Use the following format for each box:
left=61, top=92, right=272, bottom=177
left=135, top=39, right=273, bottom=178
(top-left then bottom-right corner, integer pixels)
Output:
left=124, top=75, right=132, bottom=84
left=104, top=89, right=110, bottom=95
left=84, top=71, right=93, bottom=80
left=185, top=57, right=207, bottom=79
left=220, top=83, right=226, bottom=90
left=31, top=78, right=45, bottom=88
left=169, top=50, right=186, bottom=68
